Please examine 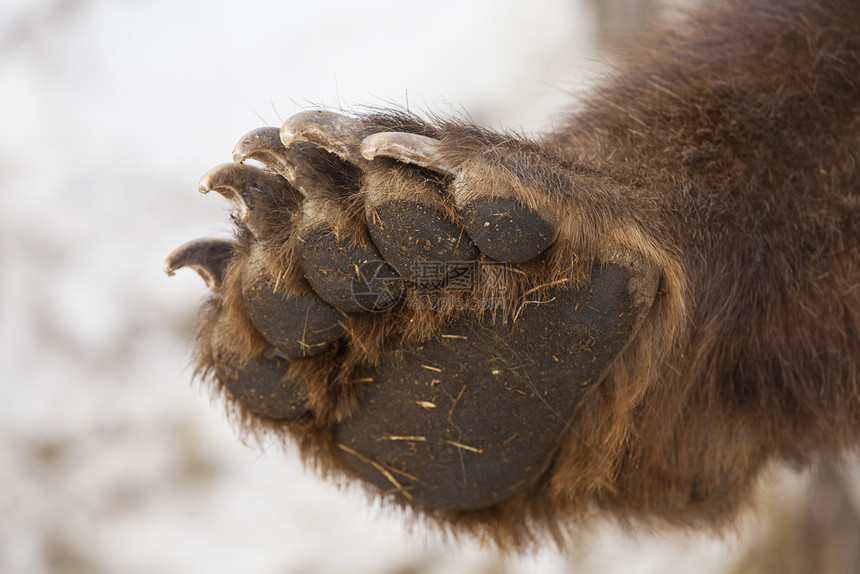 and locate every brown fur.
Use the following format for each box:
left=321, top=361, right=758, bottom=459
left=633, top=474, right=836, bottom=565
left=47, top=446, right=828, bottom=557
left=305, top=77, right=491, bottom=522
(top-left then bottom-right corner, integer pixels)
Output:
left=190, top=0, right=860, bottom=549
